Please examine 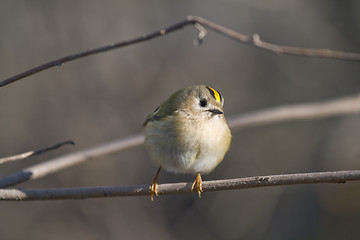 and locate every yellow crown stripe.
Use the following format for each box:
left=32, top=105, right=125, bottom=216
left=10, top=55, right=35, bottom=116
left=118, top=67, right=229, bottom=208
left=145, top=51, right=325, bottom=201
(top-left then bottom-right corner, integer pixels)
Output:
left=206, top=86, right=222, bottom=103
